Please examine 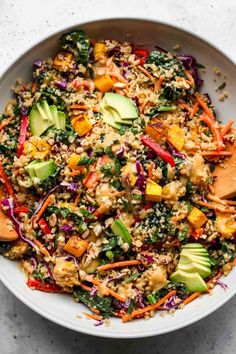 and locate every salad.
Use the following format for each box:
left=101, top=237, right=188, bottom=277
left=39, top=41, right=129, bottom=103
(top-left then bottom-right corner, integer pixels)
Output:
left=0, top=29, right=235, bottom=325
